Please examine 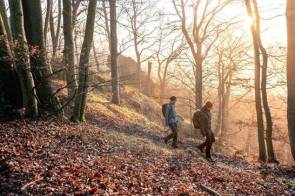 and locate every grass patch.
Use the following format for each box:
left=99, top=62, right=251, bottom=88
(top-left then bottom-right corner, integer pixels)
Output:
left=104, top=129, right=173, bottom=156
